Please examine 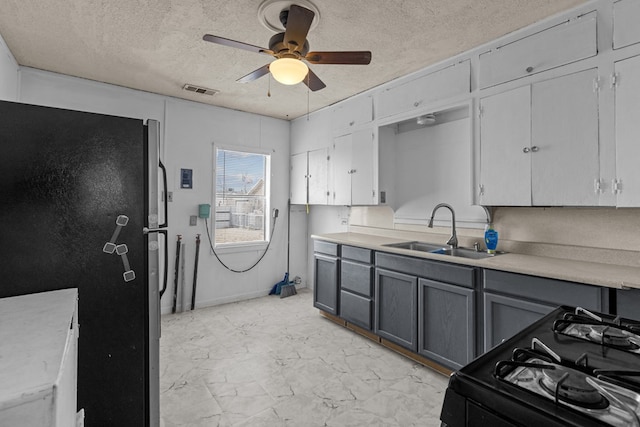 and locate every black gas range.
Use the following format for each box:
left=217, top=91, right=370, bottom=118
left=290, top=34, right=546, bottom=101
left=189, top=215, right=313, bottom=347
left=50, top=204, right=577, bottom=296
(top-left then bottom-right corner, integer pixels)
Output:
left=440, top=306, right=640, bottom=426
